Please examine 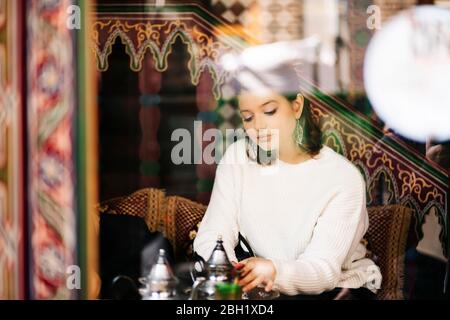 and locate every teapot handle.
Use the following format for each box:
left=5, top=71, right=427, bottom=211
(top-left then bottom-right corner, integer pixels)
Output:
left=190, top=251, right=207, bottom=283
